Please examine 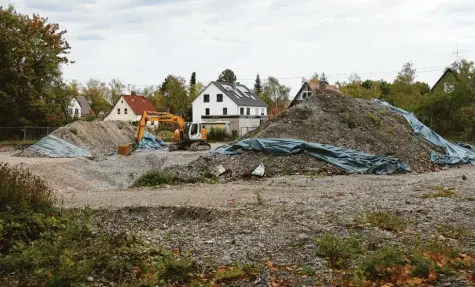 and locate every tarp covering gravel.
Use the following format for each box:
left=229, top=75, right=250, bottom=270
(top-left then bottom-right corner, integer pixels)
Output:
left=138, top=132, right=167, bottom=150
left=22, top=135, right=92, bottom=158
left=374, top=100, right=475, bottom=165
left=214, top=138, right=411, bottom=174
